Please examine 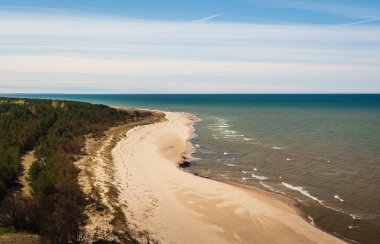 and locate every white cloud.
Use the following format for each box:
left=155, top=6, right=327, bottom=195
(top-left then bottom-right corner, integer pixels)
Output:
left=0, top=56, right=377, bottom=78
left=0, top=11, right=379, bottom=93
